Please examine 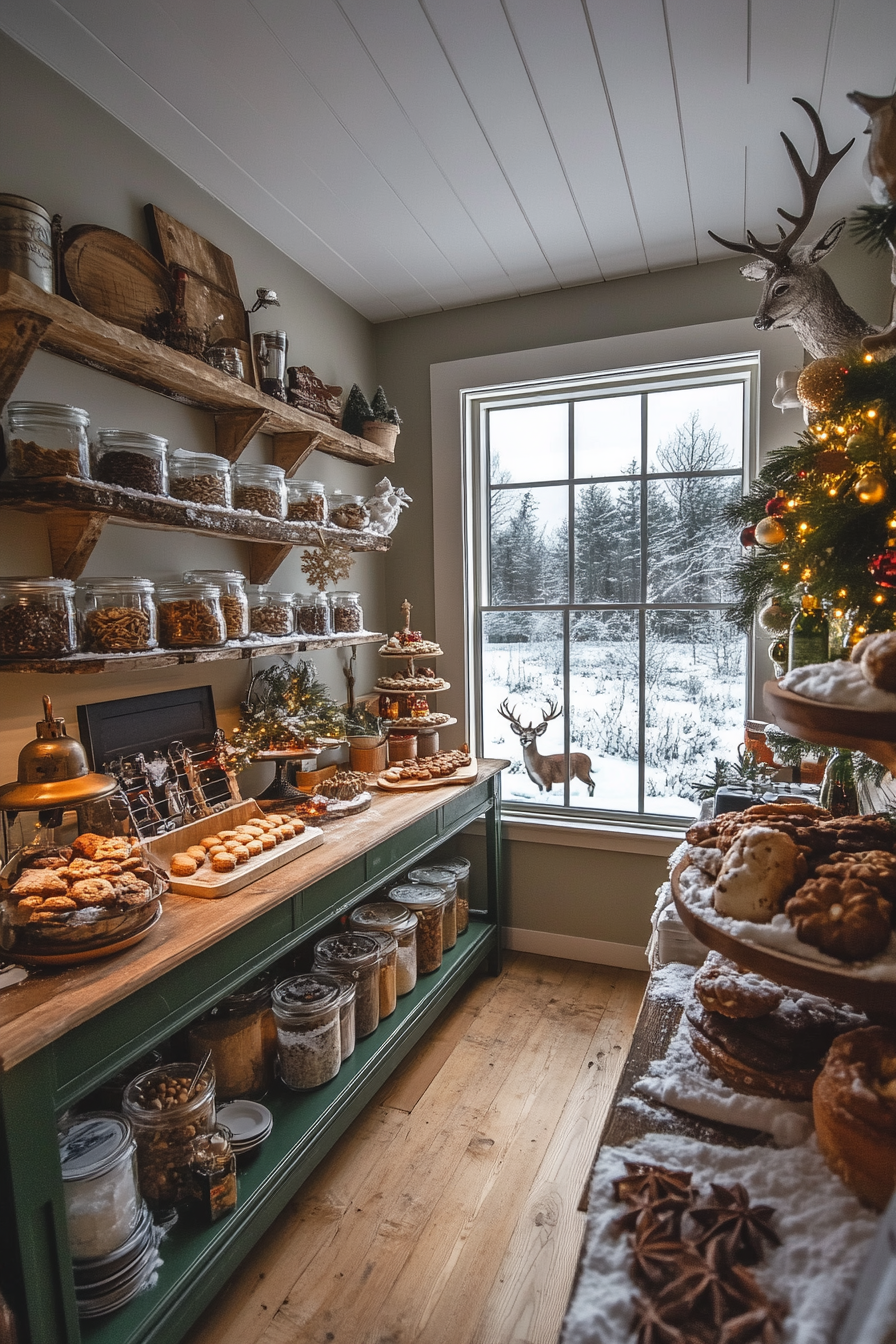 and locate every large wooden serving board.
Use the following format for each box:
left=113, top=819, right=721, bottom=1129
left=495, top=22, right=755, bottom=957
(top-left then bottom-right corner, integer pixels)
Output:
left=62, top=225, right=174, bottom=331
left=376, top=759, right=478, bottom=792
